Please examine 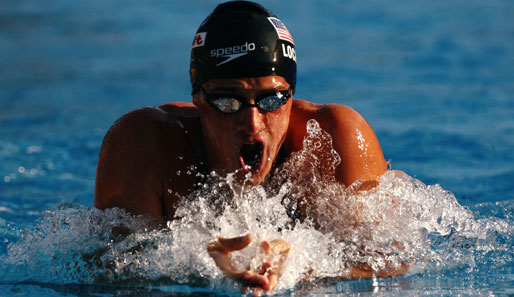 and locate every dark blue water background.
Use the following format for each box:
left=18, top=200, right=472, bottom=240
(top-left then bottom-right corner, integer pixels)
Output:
left=1, top=0, right=513, bottom=295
